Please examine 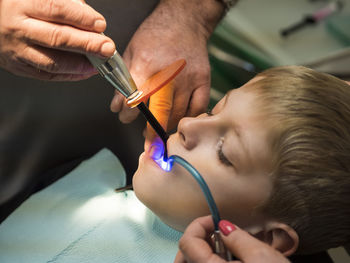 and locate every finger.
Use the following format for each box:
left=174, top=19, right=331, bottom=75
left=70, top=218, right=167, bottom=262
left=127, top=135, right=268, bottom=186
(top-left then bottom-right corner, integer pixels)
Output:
left=179, top=234, right=219, bottom=263
left=11, top=61, right=95, bottom=81
left=117, top=63, right=148, bottom=124
left=168, top=85, right=190, bottom=131
left=178, top=216, right=225, bottom=263
left=144, top=81, right=174, bottom=151
left=24, top=0, right=107, bottom=32
left=186, top=84, right=210, bottom=118
left=23, top=18, right=115, bottom=57
left=20, top=45, right=97, bottom=74
left=118, top=100, right=140, bottom=123
left=174, top=251, right=186, bottom=263
left=184, top=215, right=215, bottom=238
left=110, top=92, right=124, bottom=113
left=219, top=220, right=273, bottom=261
